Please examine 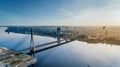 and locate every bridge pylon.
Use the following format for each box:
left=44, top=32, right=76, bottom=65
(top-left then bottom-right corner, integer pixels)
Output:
left=30, top=28, right=35, bottom=54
